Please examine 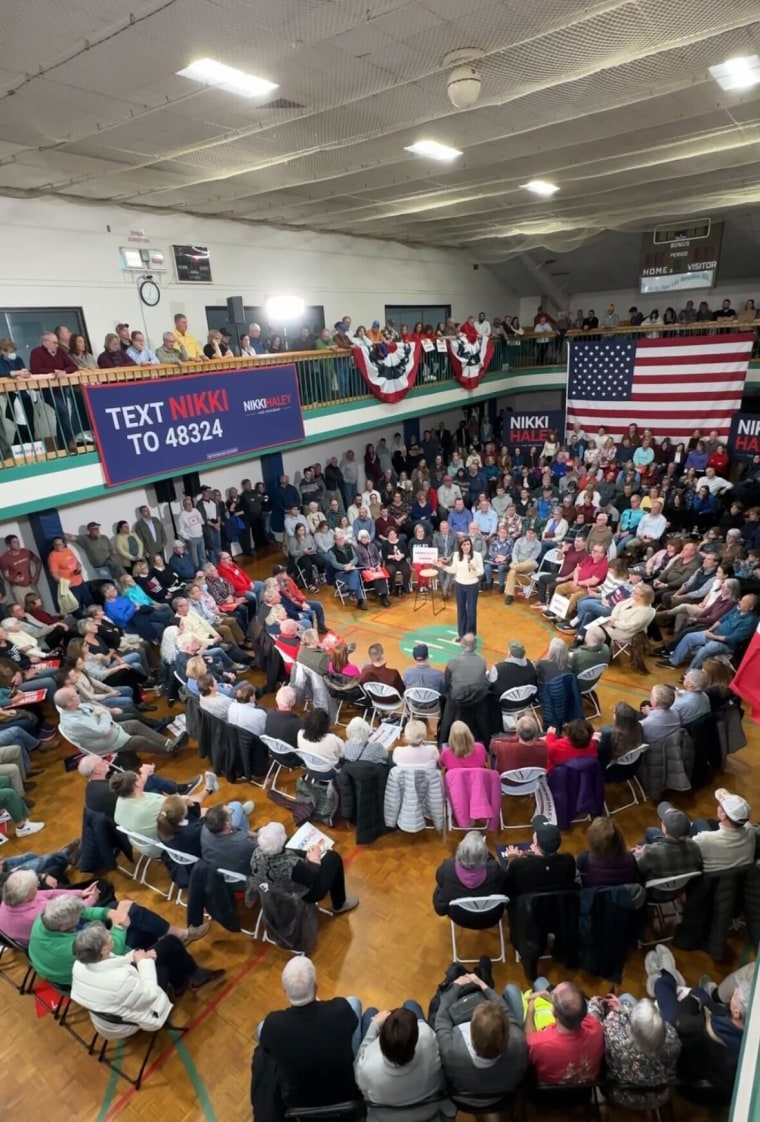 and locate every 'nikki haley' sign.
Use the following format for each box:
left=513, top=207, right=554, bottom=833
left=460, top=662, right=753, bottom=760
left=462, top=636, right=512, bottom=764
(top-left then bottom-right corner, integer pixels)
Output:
left=502, top=409, right=566, bottom=448
left=83, top=365, right=304, bottom=486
